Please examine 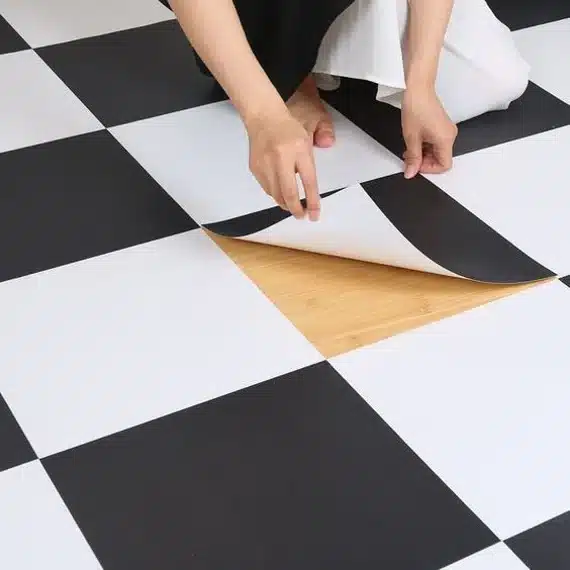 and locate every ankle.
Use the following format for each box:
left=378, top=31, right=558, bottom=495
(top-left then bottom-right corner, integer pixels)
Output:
left=298, top=73, right=319, bottom=95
